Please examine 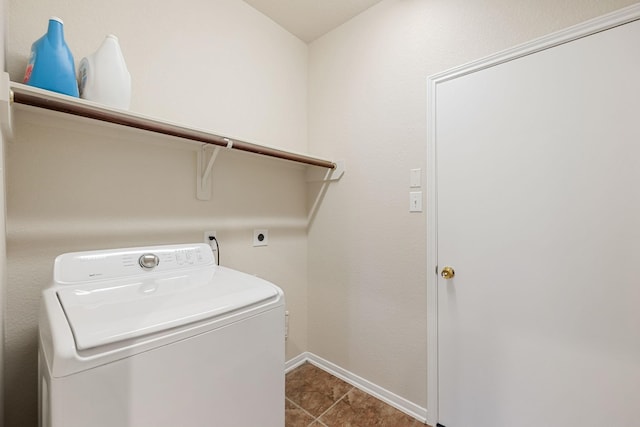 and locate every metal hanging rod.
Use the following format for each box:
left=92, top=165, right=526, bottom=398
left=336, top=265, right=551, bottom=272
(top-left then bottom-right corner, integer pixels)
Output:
left=9, top=82, right=336, bottom=170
